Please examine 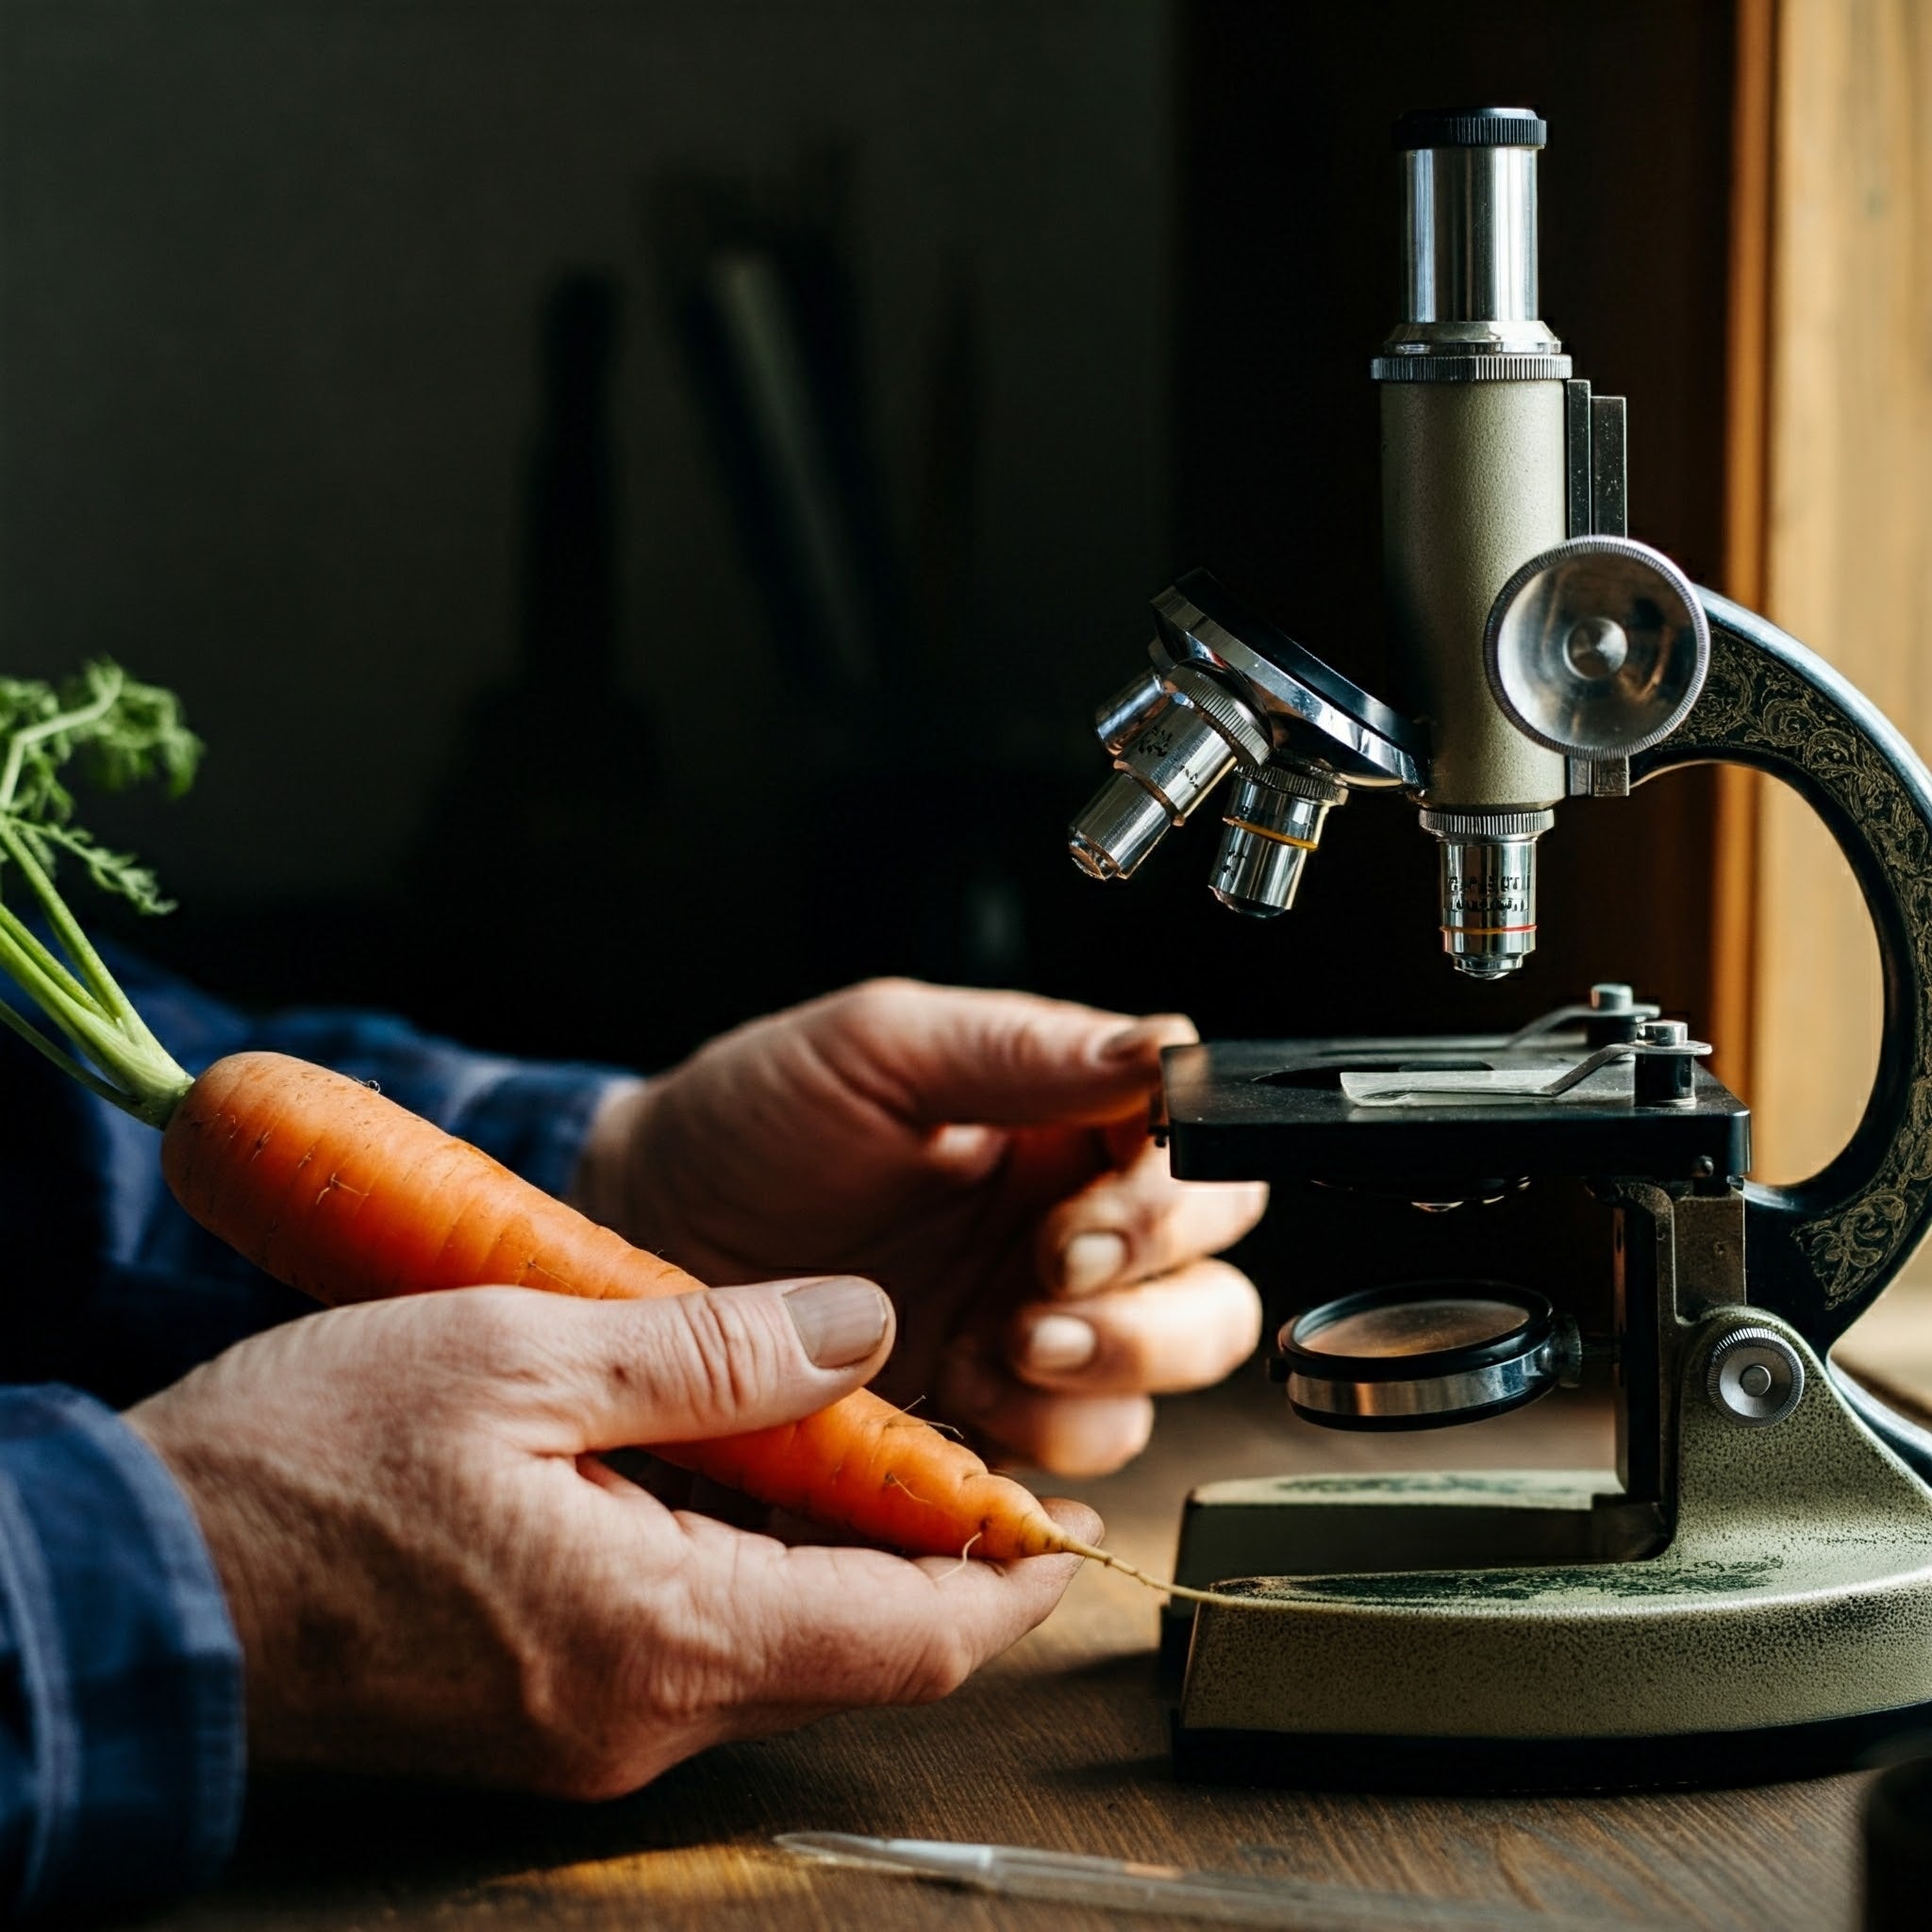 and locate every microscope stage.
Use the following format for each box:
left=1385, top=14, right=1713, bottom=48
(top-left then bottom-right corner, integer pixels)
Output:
left=1160, top=1037, right=1750, bottom=1187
